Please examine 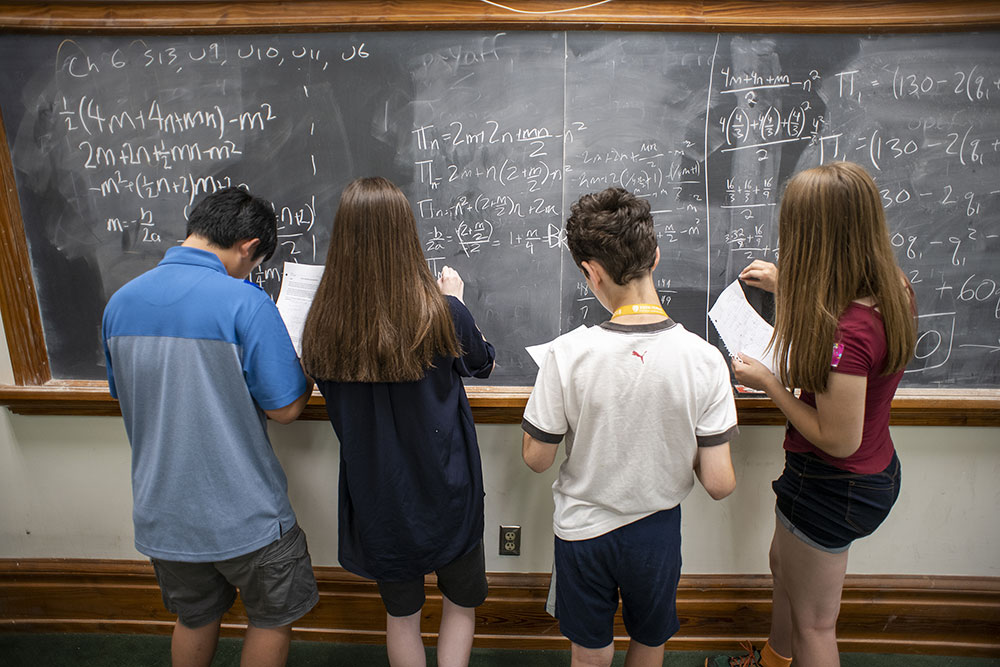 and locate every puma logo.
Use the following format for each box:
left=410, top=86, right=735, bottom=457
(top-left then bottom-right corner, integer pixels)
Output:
left=632, top=350, right=647, bottom=364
